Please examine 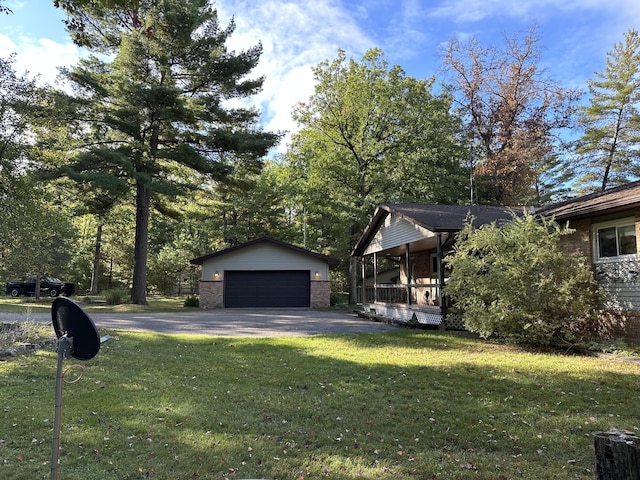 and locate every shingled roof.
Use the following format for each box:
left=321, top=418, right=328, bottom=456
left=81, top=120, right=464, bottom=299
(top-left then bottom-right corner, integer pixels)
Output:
left=190, top=236, right=339, bottom=266
left=352, top=204, right=514, bottom=256
left=536, top=180, right=640, bottom=221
